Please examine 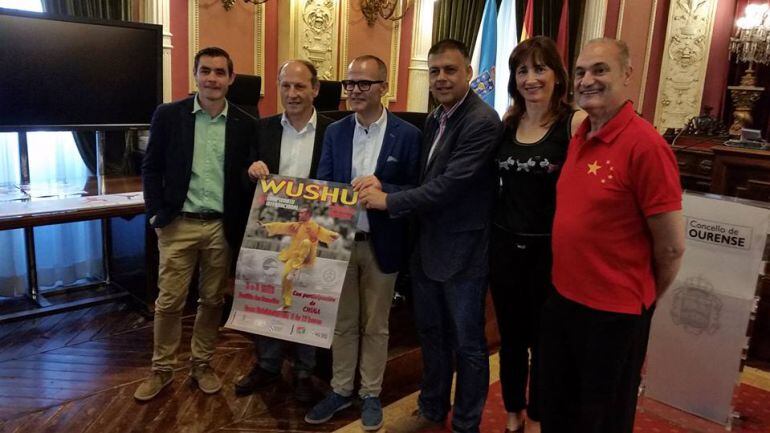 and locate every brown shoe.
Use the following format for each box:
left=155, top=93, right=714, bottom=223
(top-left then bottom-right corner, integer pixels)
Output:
left=190, top=363, right=222, bottom=394
left=134, top=370, right=173, bottom=401
left=390, top=409, right=443, bottom=433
